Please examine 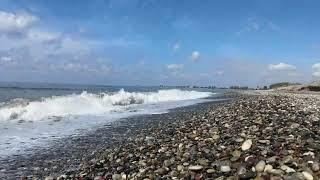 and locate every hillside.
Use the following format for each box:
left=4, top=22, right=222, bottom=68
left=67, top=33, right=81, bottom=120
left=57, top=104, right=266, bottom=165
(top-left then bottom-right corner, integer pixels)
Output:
left=272, top=80, right=320, bottom=92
